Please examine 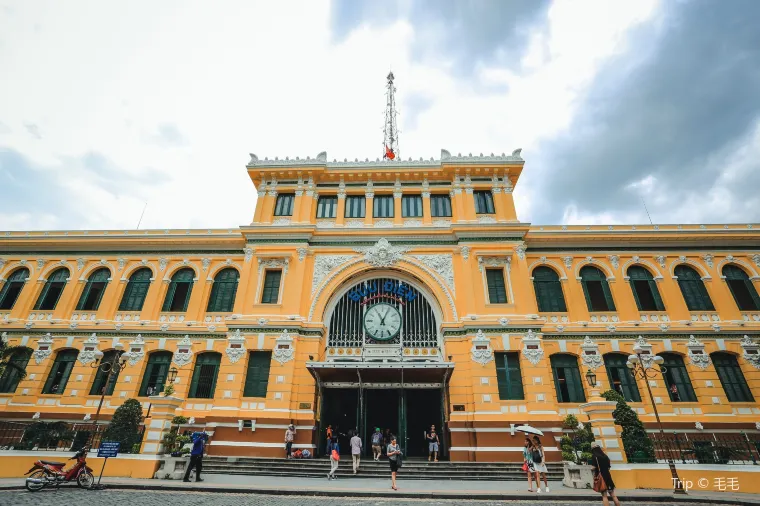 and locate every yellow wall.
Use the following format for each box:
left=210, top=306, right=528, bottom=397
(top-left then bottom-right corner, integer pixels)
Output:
left=0, top=453, right=159, bottom=479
